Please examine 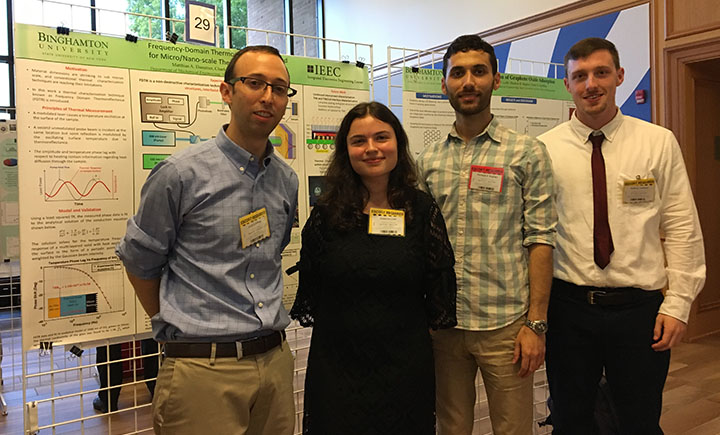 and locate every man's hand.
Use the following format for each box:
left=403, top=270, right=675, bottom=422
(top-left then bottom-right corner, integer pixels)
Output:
left=651, top=313, right=686, bottom=351
left=513, top=326, right=546, bottom=377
